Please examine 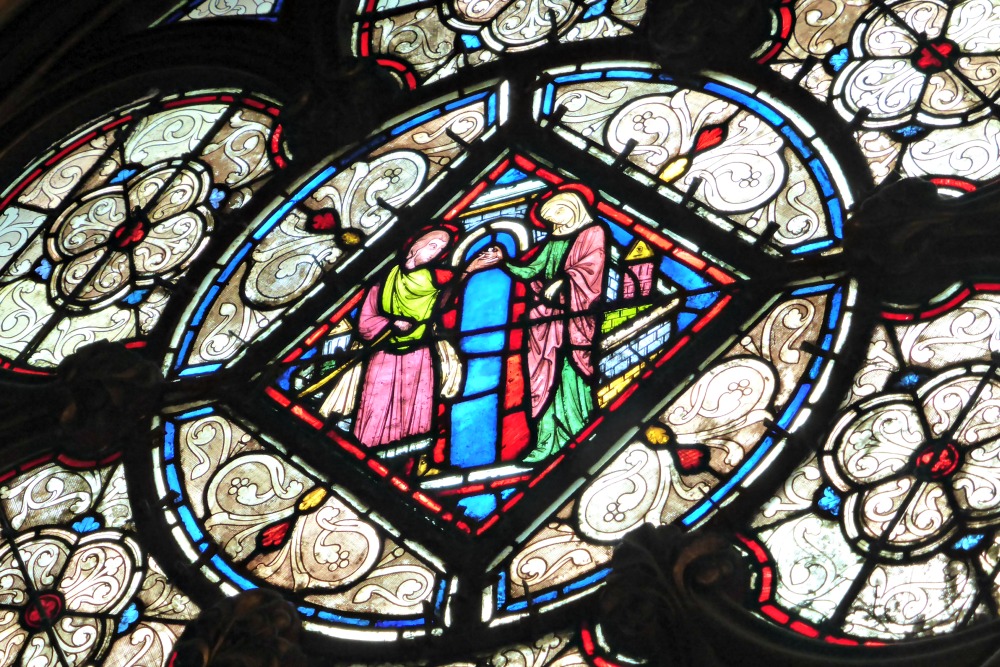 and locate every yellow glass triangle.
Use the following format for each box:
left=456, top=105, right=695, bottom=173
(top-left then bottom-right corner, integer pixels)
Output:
left=625, top=239, right=654, bottom=261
